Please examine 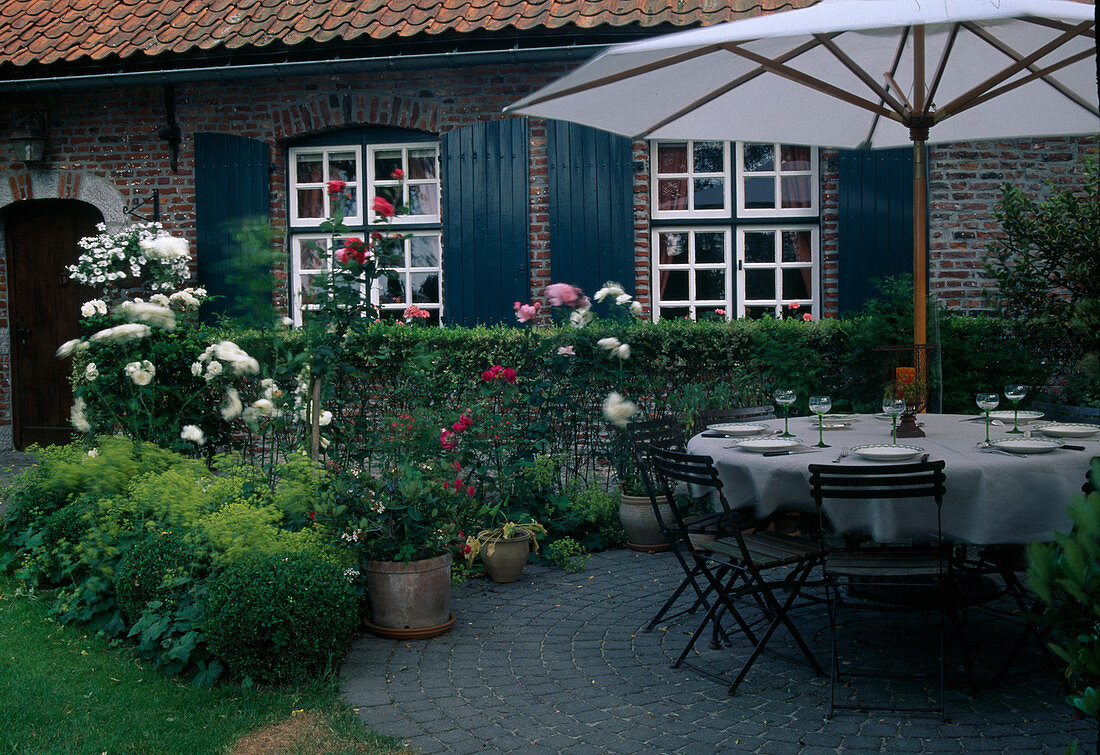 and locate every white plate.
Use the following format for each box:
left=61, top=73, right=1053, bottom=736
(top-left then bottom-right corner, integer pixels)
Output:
left=988, top=437, right=1063, bottom=454
left=735, top=437, right=803, bottom=453
left=872, top=413, right=895, bottom=421
left=707, top=422, right=770, bottom=437
left=1033, top=423, right=1100, bottom=439
left=806, top=420, right=851, bottom=430
left=850, top=444, right=924, bottom=461
left=821, top=413, right=857, bottom=422
left=987, top=410, right=1045, bottom=424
